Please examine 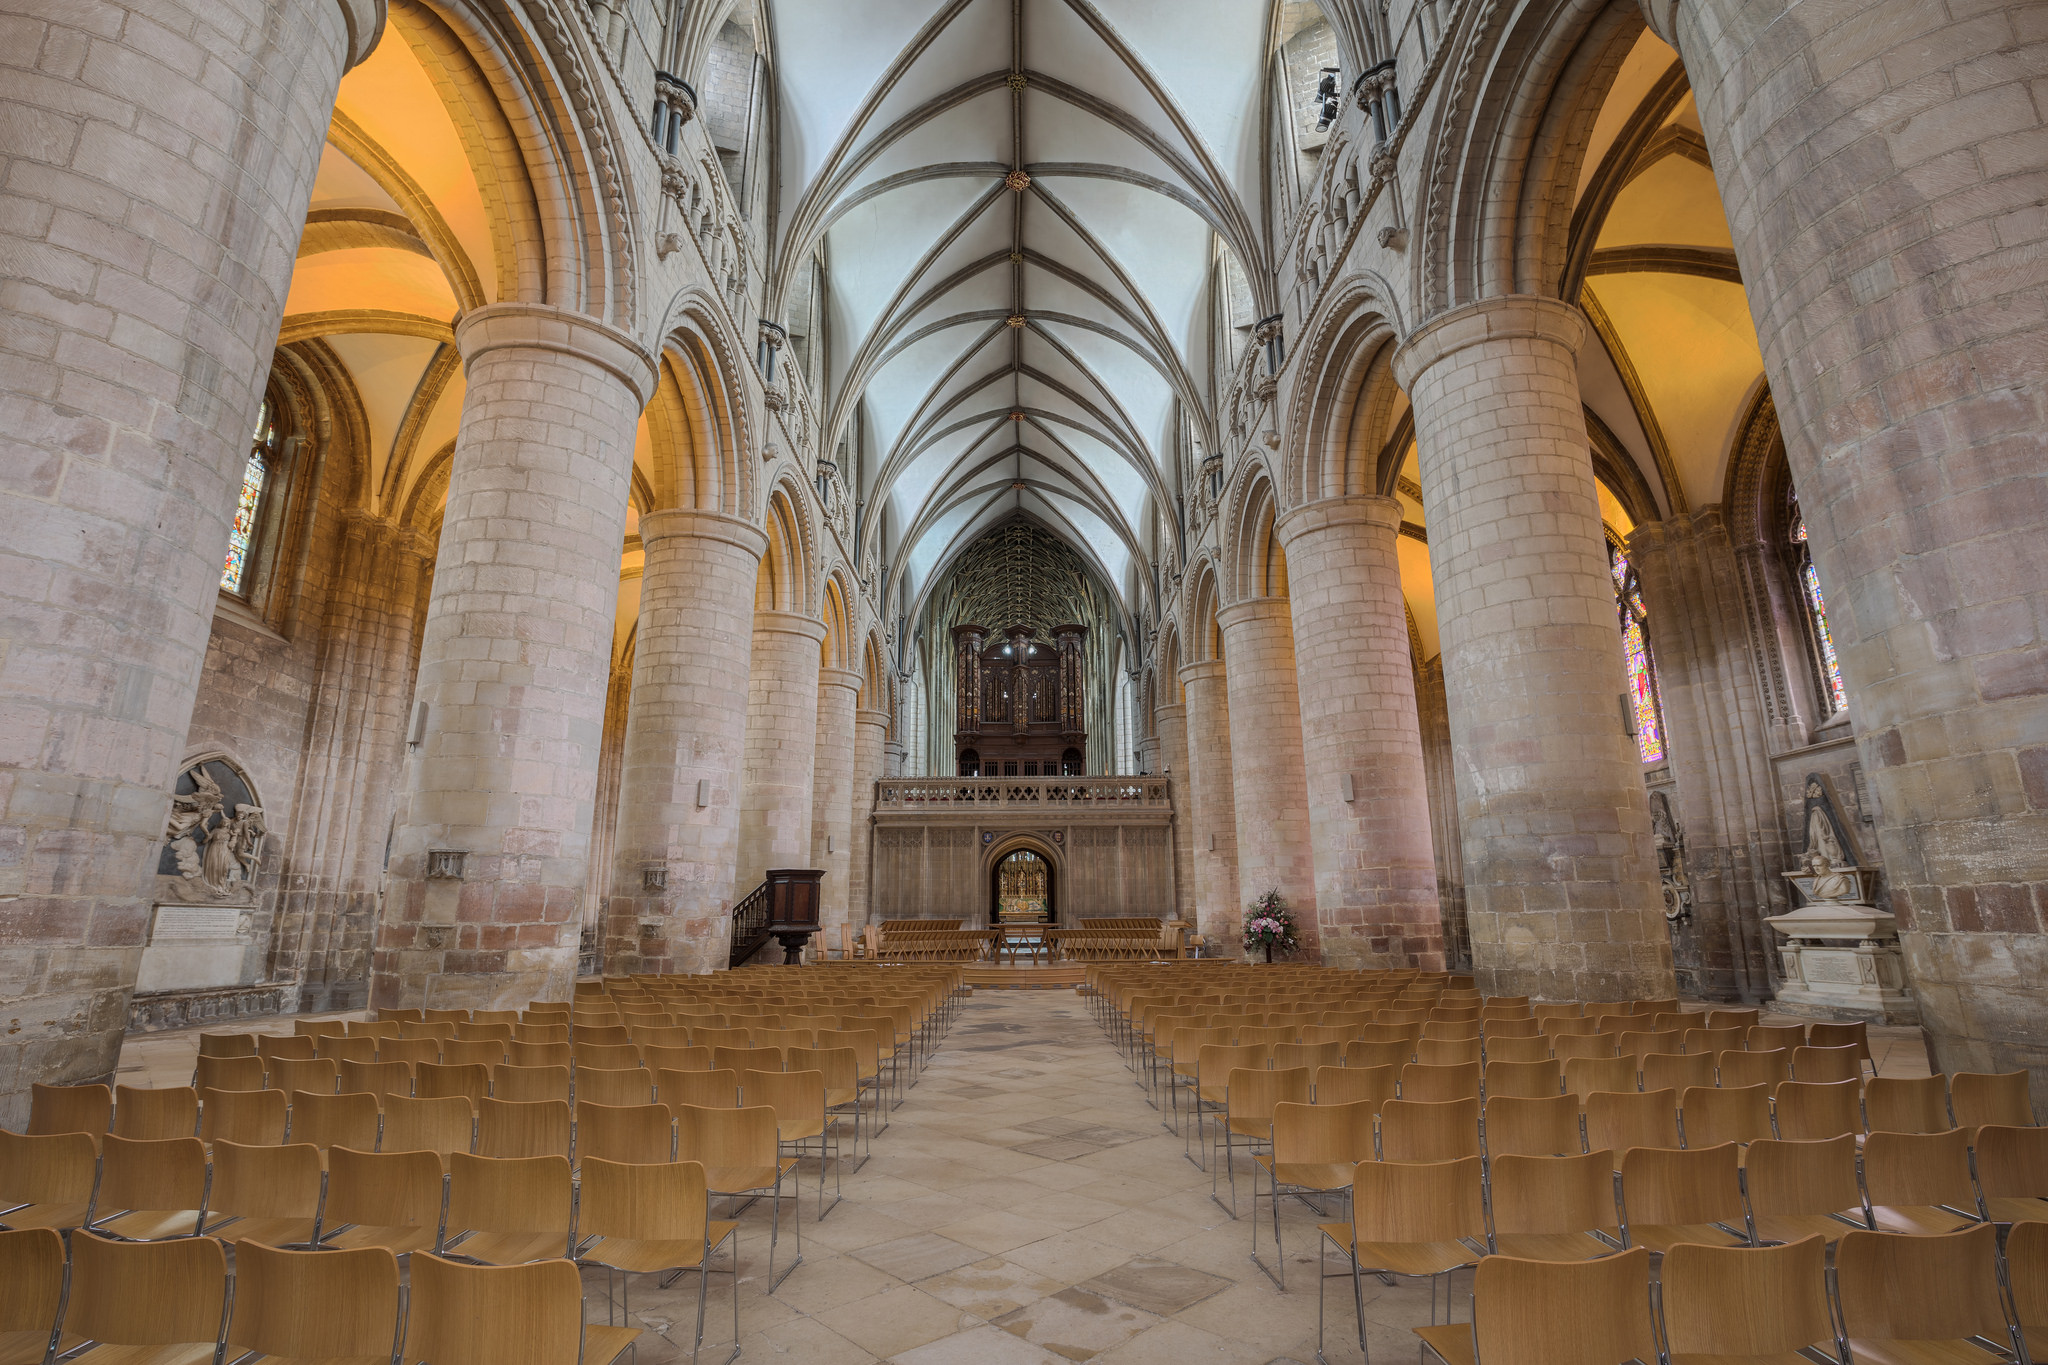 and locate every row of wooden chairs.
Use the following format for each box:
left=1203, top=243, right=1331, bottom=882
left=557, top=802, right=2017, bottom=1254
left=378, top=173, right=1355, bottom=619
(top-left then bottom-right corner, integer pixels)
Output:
left=0, top=1186, right=738, bottom=1365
